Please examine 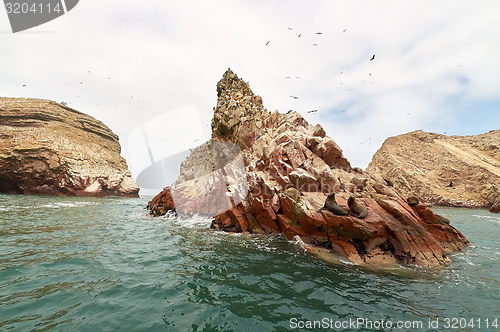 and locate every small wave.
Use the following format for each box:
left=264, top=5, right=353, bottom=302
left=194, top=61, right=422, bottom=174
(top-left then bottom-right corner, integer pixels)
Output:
left=41, top=202, right=97, bottom=209
left=472, top=214, right=500, bottom=222
left=162, top=214, right=212, bottom=229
